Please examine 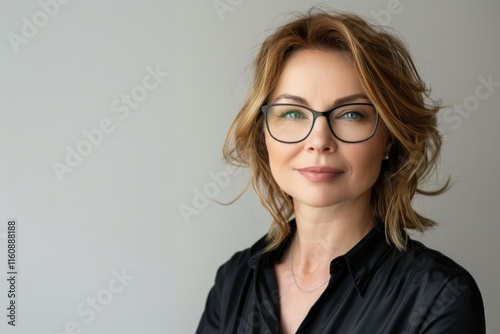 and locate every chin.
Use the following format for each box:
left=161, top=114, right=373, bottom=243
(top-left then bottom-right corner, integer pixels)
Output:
left=292, top=193, right=349, bottom=209
left=290, top=186, right=373, bottom=210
